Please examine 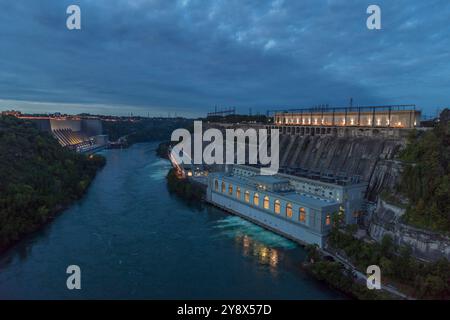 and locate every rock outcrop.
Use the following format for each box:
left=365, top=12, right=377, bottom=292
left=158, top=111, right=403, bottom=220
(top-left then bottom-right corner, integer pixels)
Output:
left=369, top=199, right=450, bottom=261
